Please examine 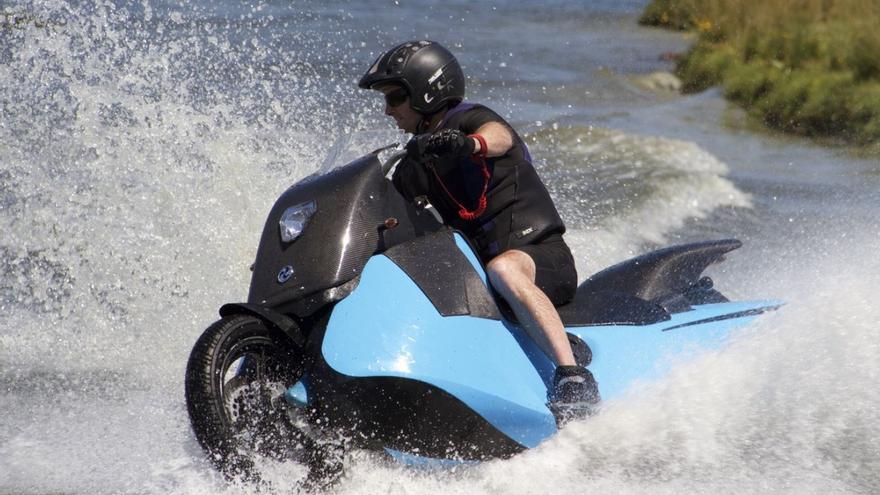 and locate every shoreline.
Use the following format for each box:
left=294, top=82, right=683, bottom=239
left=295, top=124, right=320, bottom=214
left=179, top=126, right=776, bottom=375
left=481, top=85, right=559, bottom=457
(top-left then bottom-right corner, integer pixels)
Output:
left=638, top=0, right=880, bottom=151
